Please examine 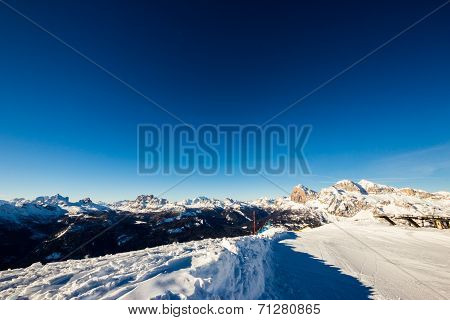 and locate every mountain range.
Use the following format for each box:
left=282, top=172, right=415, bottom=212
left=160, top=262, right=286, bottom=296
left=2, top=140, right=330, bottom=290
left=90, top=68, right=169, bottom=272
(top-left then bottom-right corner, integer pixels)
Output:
left=0, top=179, right=448, bottom=271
